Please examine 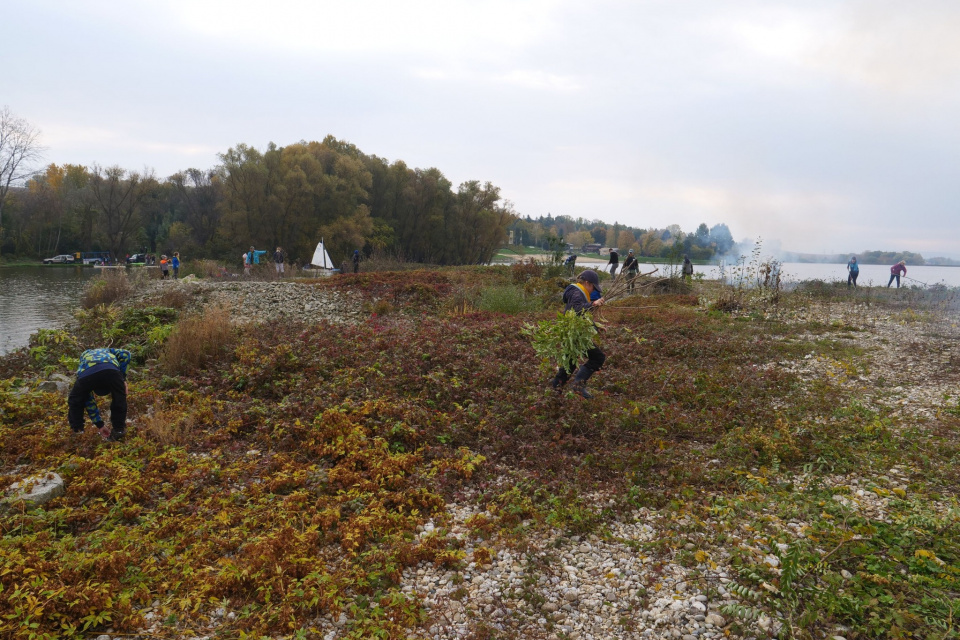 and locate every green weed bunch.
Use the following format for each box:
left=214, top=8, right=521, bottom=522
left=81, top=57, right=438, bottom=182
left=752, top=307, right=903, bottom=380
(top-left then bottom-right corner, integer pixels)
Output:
left=523, top=310, right=598, bottom=374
